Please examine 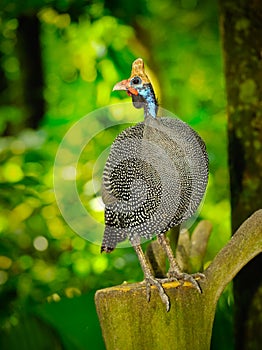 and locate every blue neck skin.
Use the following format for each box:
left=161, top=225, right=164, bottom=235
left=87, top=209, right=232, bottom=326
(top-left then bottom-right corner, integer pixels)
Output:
left=135, top=84, right=158, bottom=119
